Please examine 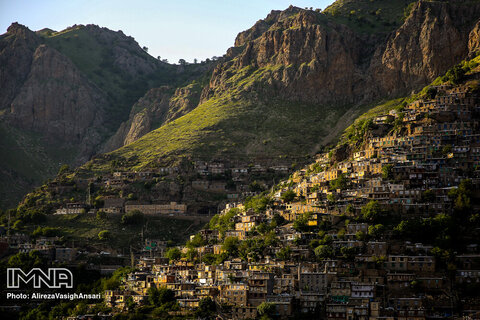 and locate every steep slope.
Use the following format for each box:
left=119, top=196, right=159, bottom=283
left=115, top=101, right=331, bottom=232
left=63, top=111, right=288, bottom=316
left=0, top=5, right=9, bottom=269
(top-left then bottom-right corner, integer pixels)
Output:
left=0, top=23, right=211, bottom=208
left=104, top=74, right=211, bottom=151
left=3, top=0, right=480, bottom=211
left=374, top=0, right=480, bottom=93
left=90, top=0, right=480, bottom=173
left=8, top=44, right=108, bottom=156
